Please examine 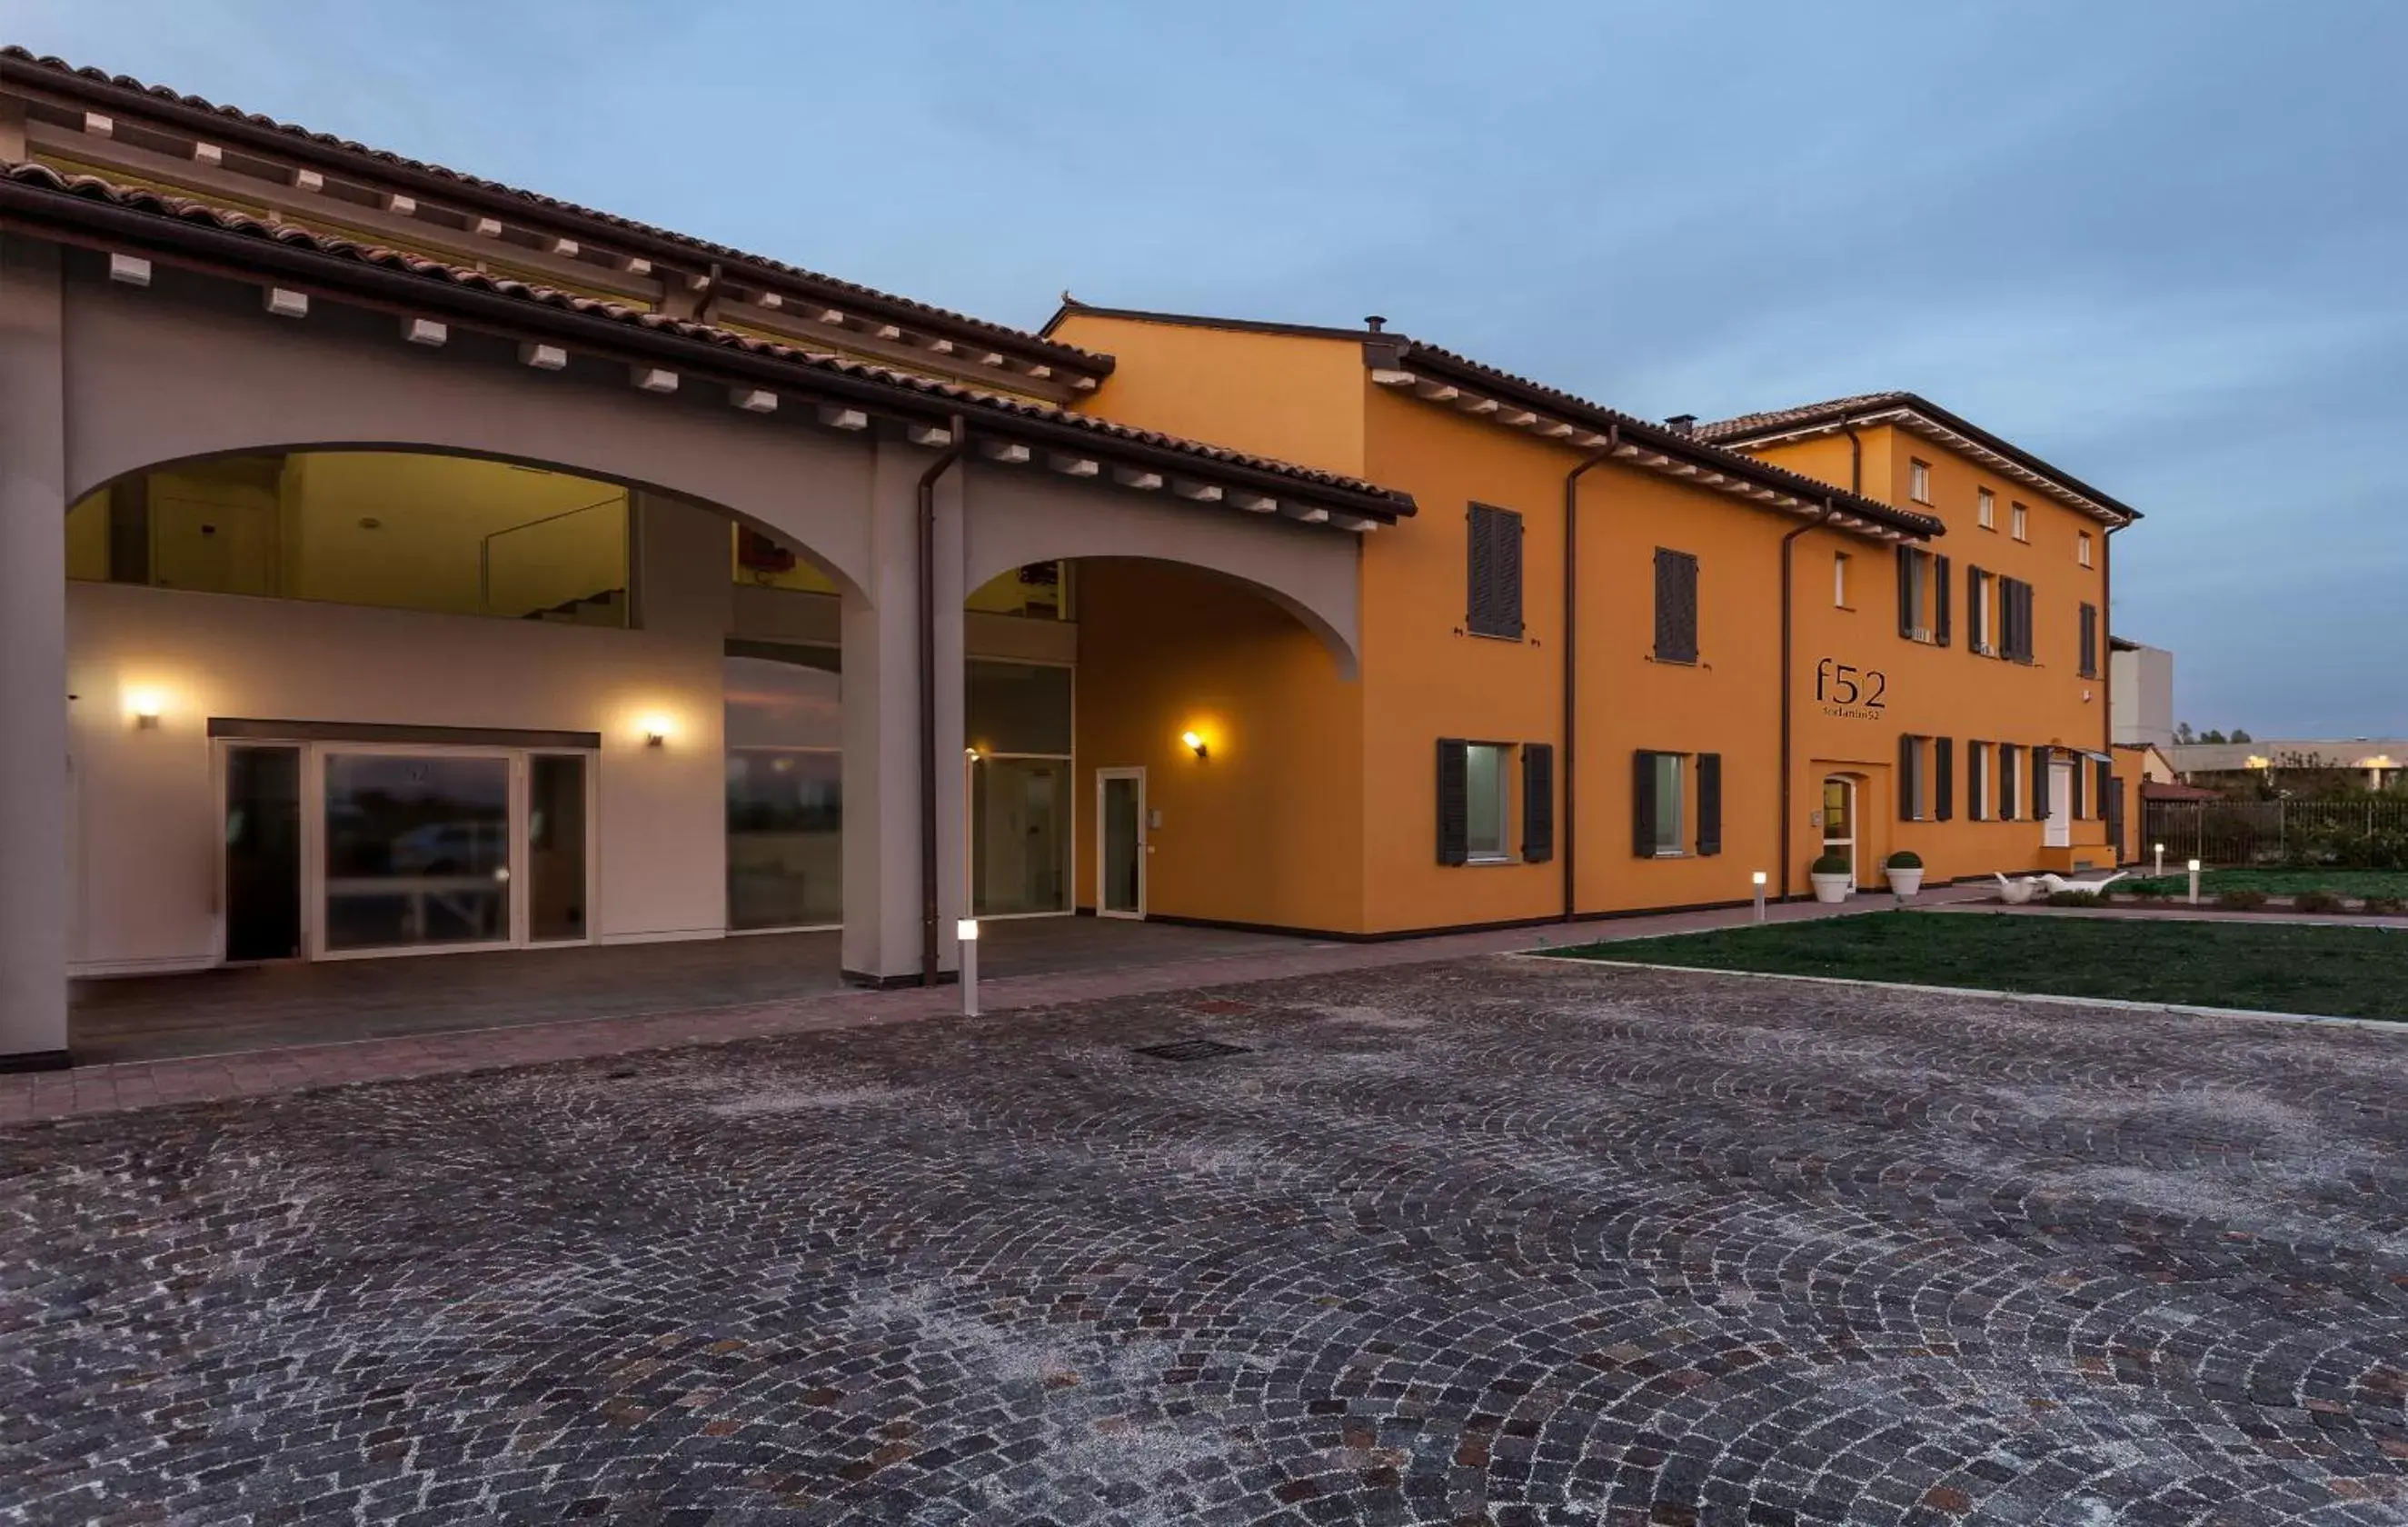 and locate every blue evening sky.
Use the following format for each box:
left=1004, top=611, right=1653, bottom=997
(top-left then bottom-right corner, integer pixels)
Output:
left=18, top=2, right=2403, bottom=736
